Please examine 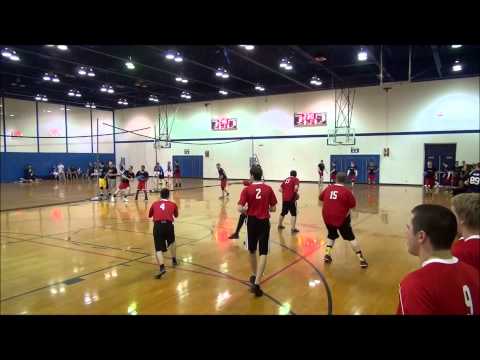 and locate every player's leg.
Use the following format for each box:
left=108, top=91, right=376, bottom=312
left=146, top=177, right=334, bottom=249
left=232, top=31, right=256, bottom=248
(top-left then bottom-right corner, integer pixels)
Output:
left=229, top=213, right=246, bottom=239
left=153, top=223, right=167, bottom=278
left=290, top=201, right=299, bottom=233
left=167, top=224, right=177, bottom=266
left=124, top=187, right=129, bottom=202
left=324, top=225, right=339, bottom=263
left=278, top=202, right=288, bottom=229
left=246, top=217, right=259, bottom=286
left=339, top=216, right=368, bottom=268
left=252, top=220, right=270, bottom=297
